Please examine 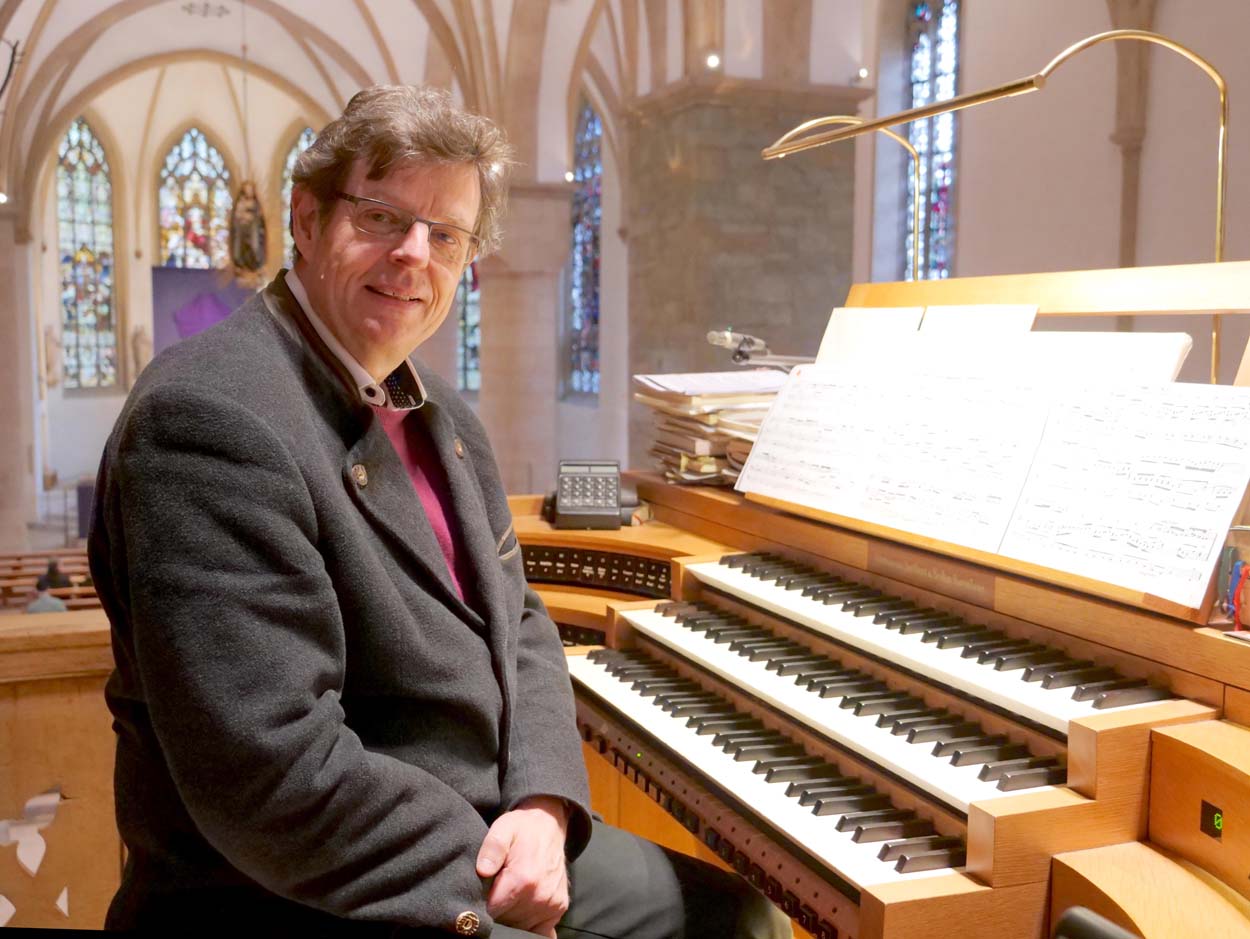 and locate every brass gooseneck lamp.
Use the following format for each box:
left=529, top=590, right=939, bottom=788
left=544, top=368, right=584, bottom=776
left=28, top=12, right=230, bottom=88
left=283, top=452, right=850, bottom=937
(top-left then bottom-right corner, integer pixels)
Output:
left=764, top=30, right=1229, bottom=383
